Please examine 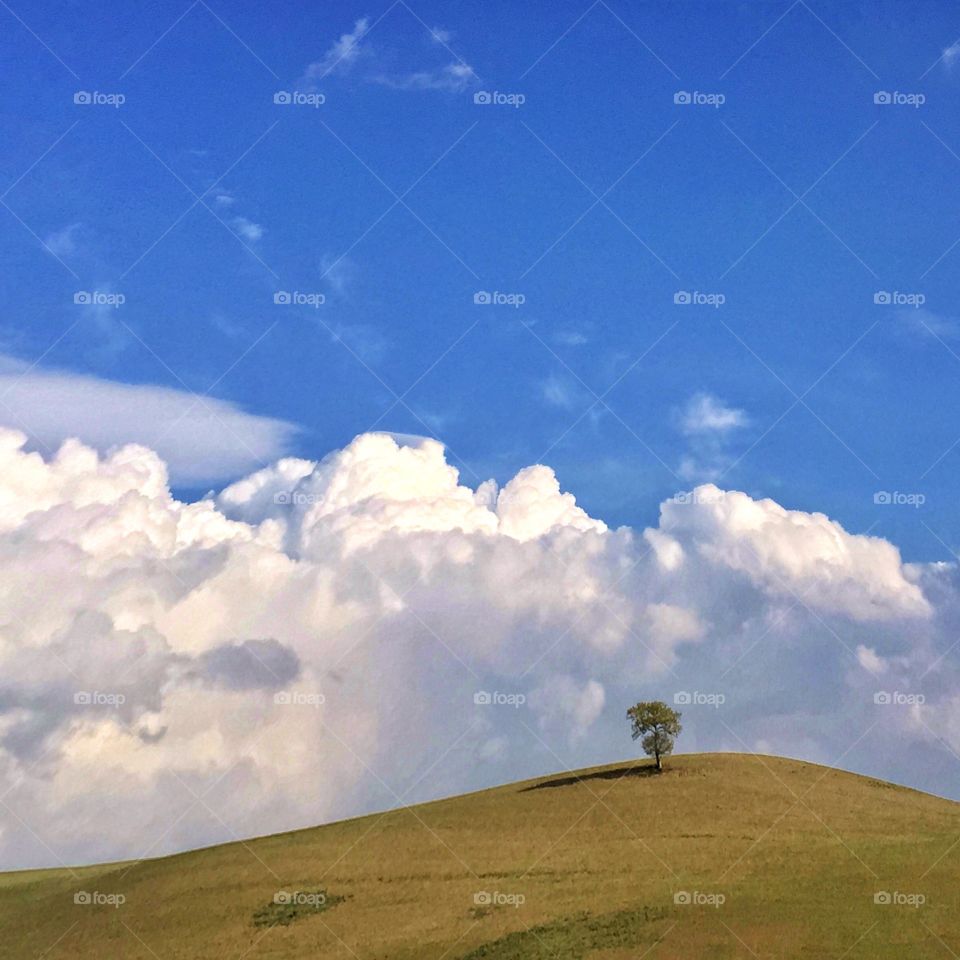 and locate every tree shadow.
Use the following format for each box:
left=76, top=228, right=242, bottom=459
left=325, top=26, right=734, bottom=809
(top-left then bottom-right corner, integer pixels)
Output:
left=520, top=762, right=661, bottom=792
